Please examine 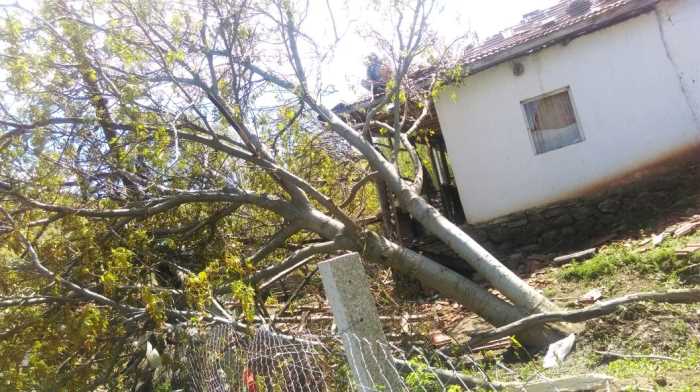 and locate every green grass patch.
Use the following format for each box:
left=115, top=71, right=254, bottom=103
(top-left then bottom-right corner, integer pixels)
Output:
left=559, top=236, right=698, bottom=281
left=606, top=341, right=700, bottom=380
